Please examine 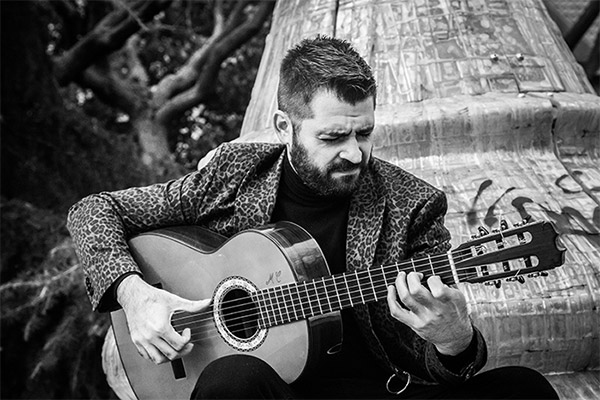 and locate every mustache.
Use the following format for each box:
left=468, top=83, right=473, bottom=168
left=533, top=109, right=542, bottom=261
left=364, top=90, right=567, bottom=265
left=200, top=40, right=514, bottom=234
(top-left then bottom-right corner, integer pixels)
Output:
left=328, top=159, right=364, bottom=173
